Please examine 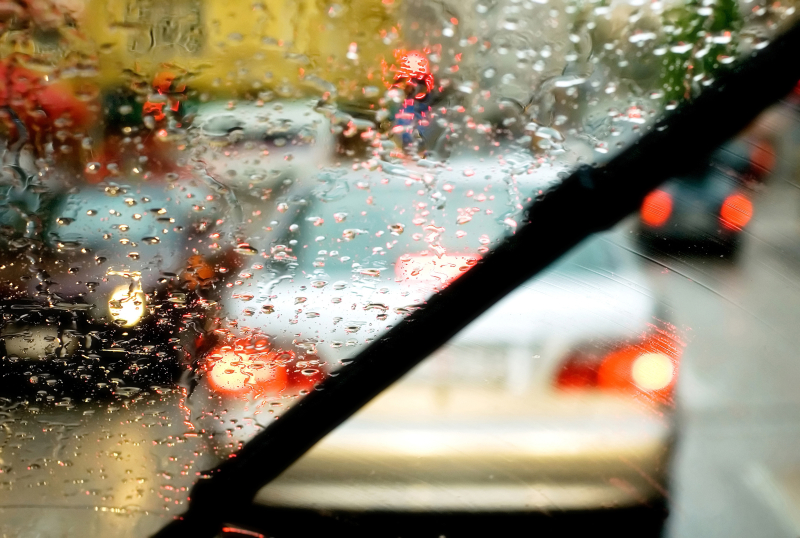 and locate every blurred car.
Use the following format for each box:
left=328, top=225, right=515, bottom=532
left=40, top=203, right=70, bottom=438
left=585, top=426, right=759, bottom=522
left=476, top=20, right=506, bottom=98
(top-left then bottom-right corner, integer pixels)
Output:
left=211, top=152, right=683, bottom=515
left=188, top=99, right=333, bottom=211
left=0, top=168, right=225, bottom=401
left=637, top=137, right=773, bottom=257
left=0, top=96, right=337, bottom=404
